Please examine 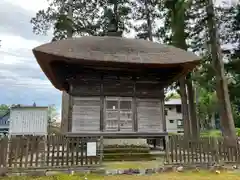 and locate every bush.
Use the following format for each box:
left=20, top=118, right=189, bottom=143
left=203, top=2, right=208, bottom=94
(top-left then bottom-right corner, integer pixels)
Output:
left=235, top=128, right=240, bottom=136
